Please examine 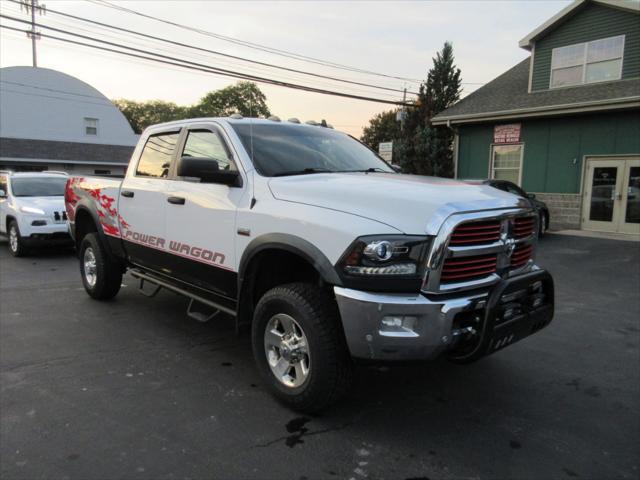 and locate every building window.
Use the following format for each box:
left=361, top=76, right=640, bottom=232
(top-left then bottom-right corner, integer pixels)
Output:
left=84, top=117, right=98, bottom=136
left=550, top=35, right=624, bottom=88
left=491, top=144, right=523, bottom=185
